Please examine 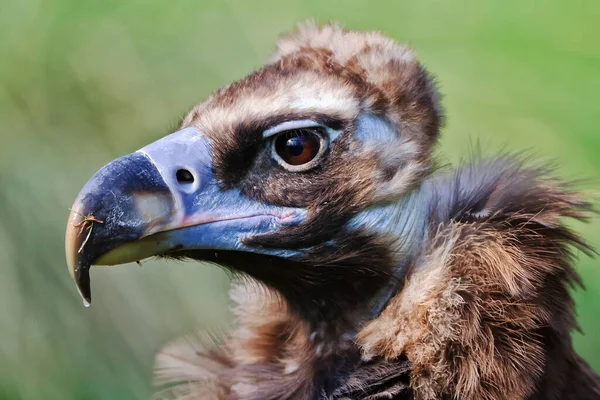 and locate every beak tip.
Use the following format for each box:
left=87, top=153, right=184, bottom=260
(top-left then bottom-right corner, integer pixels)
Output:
left=74, top=265, right=92, bottom=306
left=66, top=205, right=92, bottom=305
